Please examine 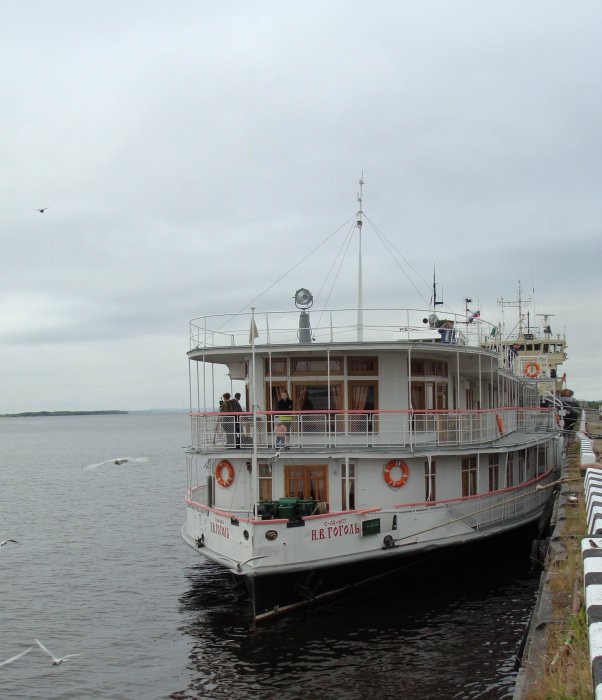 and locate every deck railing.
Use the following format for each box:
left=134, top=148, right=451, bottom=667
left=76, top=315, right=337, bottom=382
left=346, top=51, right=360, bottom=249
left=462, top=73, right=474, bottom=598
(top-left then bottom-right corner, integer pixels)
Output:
left=189, top=307, right=498, bottom=349
left=189, top=407, right=555, bottom=451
